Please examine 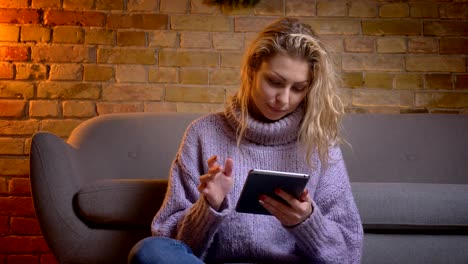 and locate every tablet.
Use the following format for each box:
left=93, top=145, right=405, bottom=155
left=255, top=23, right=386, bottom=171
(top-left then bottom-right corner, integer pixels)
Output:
left=235, top=169, right=310, bottom=215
